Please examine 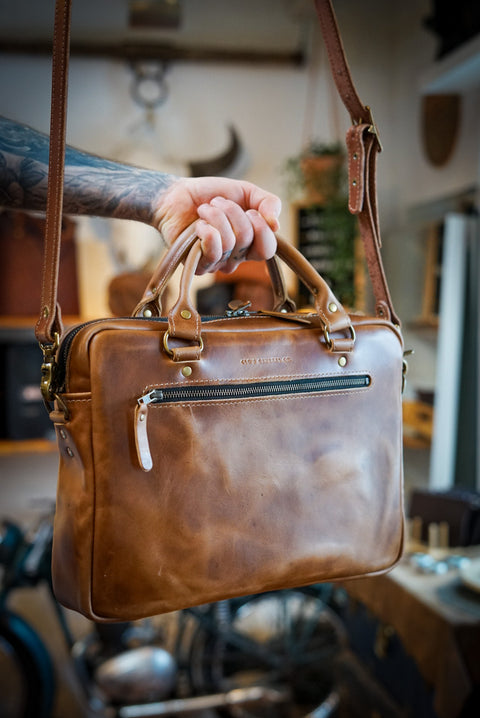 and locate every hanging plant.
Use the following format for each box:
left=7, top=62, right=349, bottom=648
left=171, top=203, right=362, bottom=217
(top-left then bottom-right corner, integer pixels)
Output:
left=283, top=141, right=346, bottom=204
